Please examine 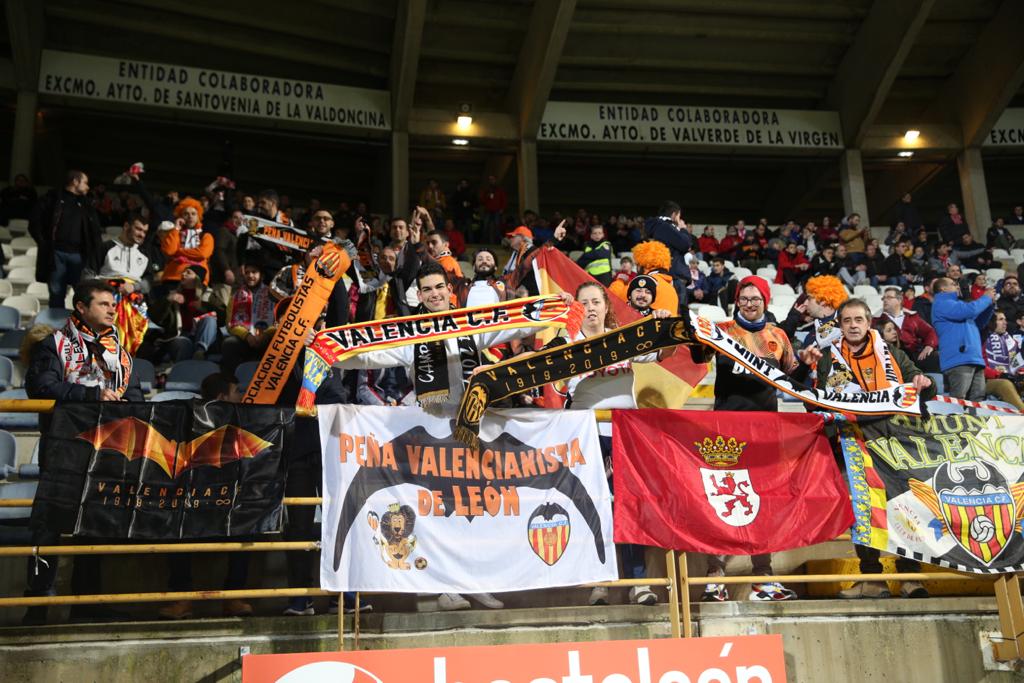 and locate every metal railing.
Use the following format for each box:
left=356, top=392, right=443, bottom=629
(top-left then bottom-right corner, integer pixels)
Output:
left=0, top=402, right=1020, bottom=660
